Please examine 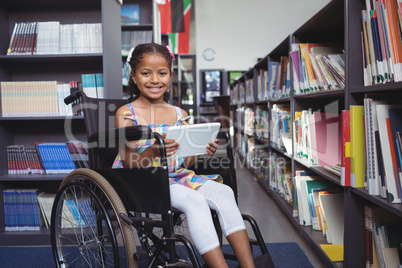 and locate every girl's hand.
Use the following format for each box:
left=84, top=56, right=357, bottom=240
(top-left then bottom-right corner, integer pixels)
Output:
left=206, top=138, right=220, bottom=156
left=164, top=137, right=180, bottom=157
left=151, top=134, right=179, bottom=157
